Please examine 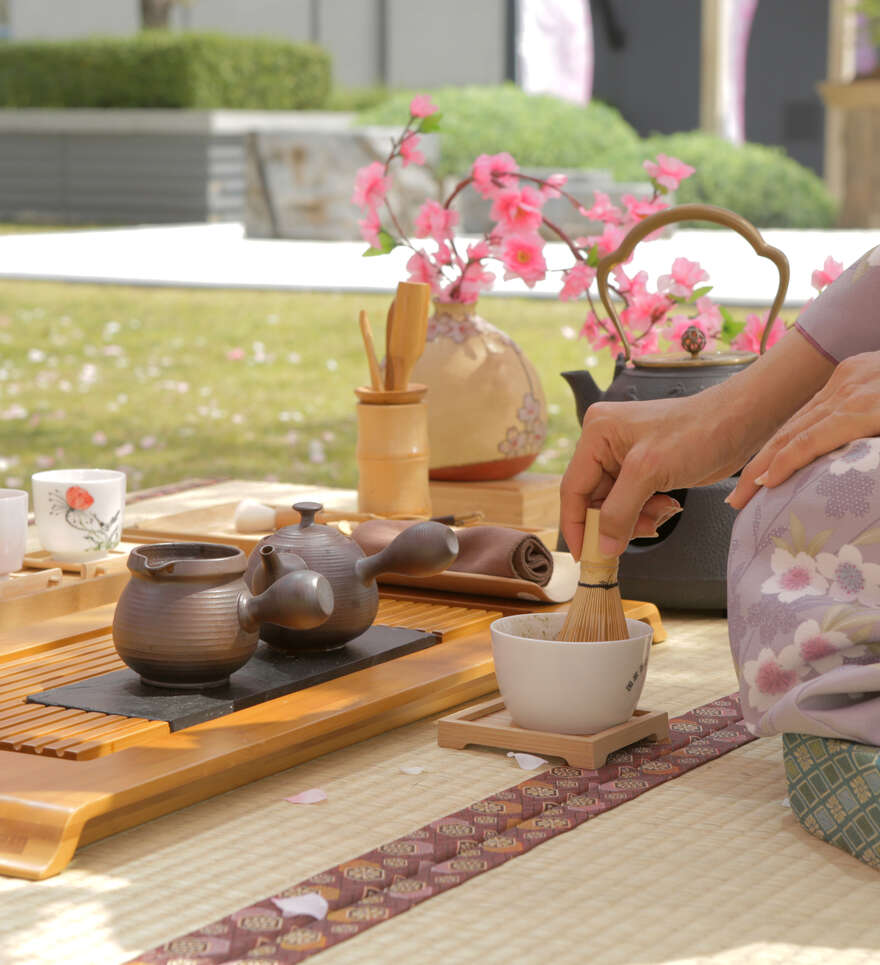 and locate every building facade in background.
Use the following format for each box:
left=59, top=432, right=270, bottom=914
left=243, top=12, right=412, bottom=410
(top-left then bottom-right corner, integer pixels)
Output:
left=1, top=0, right=862, bottom=182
